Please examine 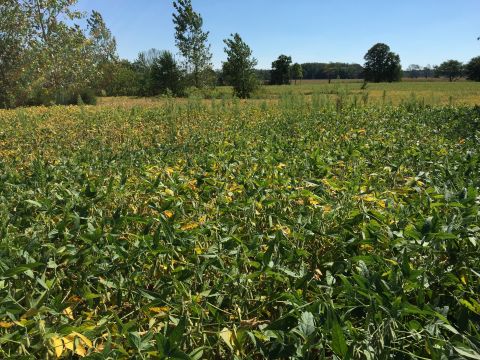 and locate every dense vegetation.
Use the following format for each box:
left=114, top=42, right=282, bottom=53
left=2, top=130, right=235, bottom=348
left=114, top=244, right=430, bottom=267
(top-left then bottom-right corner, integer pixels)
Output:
left=0, top=0, right=117, bottom=108
left=0, top=97, right=479, bottom=358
